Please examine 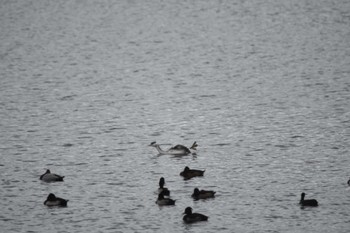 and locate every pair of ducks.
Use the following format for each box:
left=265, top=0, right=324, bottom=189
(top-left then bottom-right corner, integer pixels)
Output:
left=179, top=167, right=216, bottom=199
left=156, top=176, right=216, bottom=205
left=40, top=169, right=69, bottom=207
left=156, top=194, right=208, bottom=223
left=181, top=192, right=318, bottom=222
